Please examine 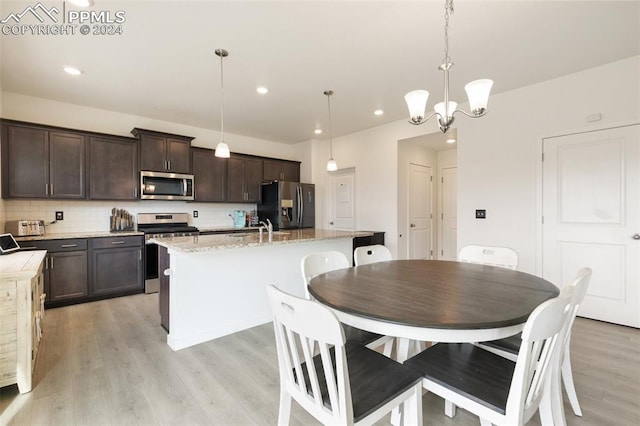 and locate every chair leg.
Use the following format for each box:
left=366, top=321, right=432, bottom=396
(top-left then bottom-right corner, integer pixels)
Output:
left=278, top=388, right=292, bottom=426
left=401, top=383, right=424, bottom=426
left=445, top=400, right=457, bottom=418
left=562, top=346, right=583, bottom=416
